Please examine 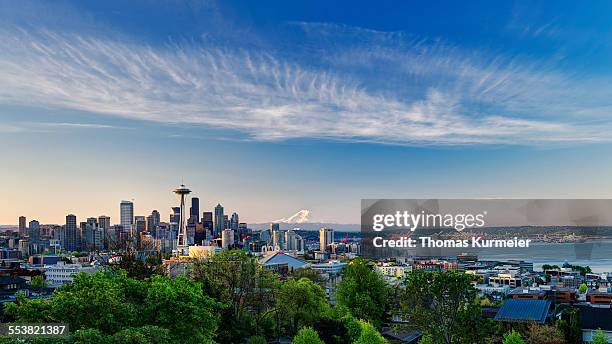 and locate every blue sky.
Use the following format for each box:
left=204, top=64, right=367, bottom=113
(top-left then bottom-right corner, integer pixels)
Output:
left=2, top=0, right=612, bottom=224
